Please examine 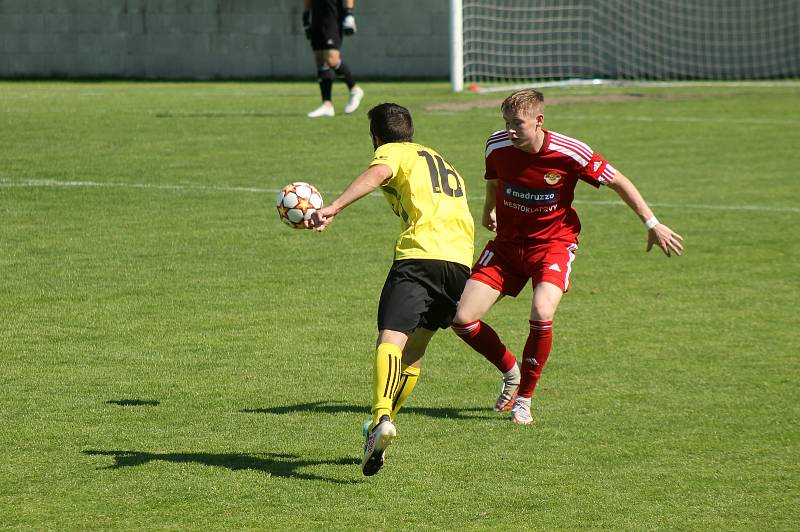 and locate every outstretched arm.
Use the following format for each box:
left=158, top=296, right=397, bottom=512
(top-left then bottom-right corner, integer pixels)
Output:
left=606, top=171, right=684, bottom=257
left=309, top=164, right=393, bottom=232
